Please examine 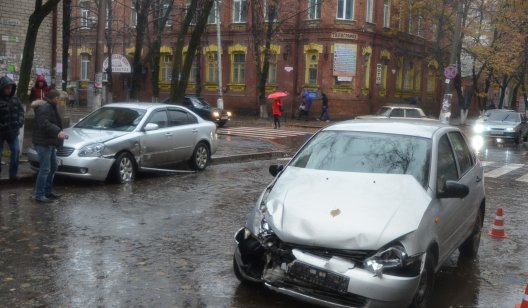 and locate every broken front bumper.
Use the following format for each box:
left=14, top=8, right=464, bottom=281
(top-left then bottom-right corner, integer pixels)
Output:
left=234, top=228, right=422, bottom=308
